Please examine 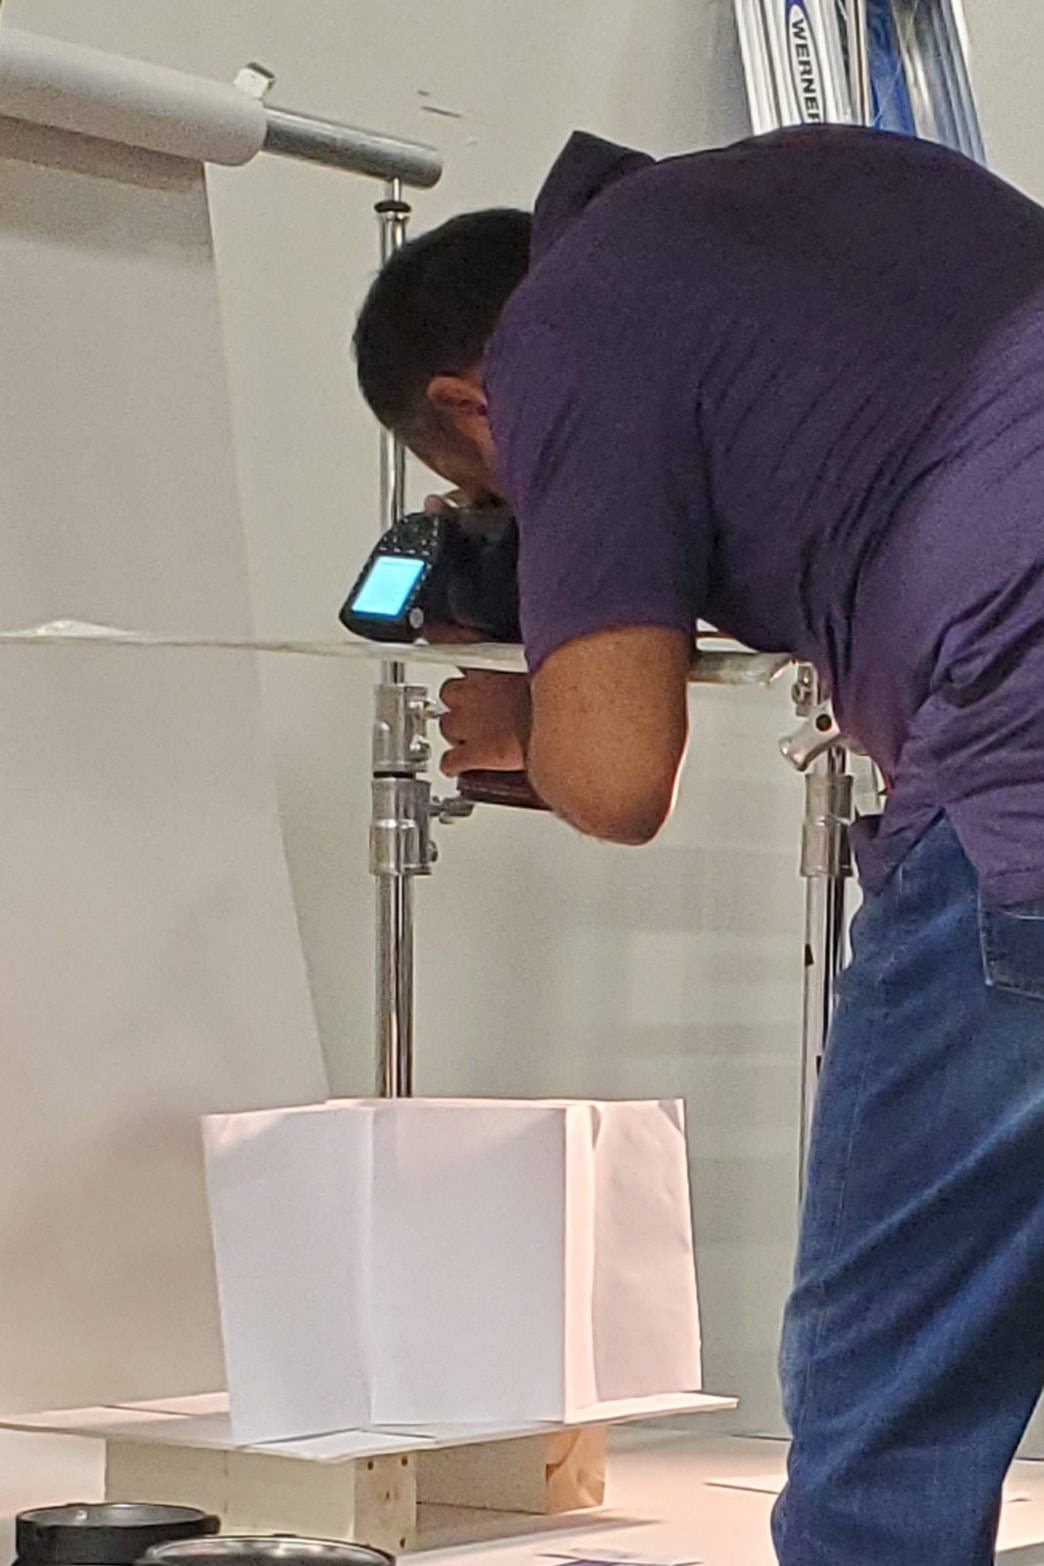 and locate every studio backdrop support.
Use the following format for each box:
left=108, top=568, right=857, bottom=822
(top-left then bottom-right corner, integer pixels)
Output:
left=0, top=28, right=442, bottom=187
